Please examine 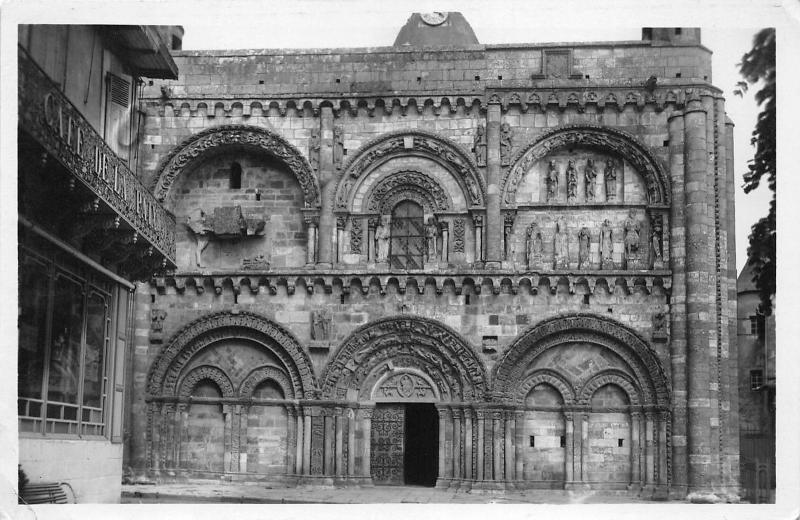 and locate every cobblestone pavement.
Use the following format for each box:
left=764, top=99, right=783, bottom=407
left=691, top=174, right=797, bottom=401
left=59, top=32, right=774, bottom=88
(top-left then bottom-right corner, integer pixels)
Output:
left=121, top=483, right=653, bottom=504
